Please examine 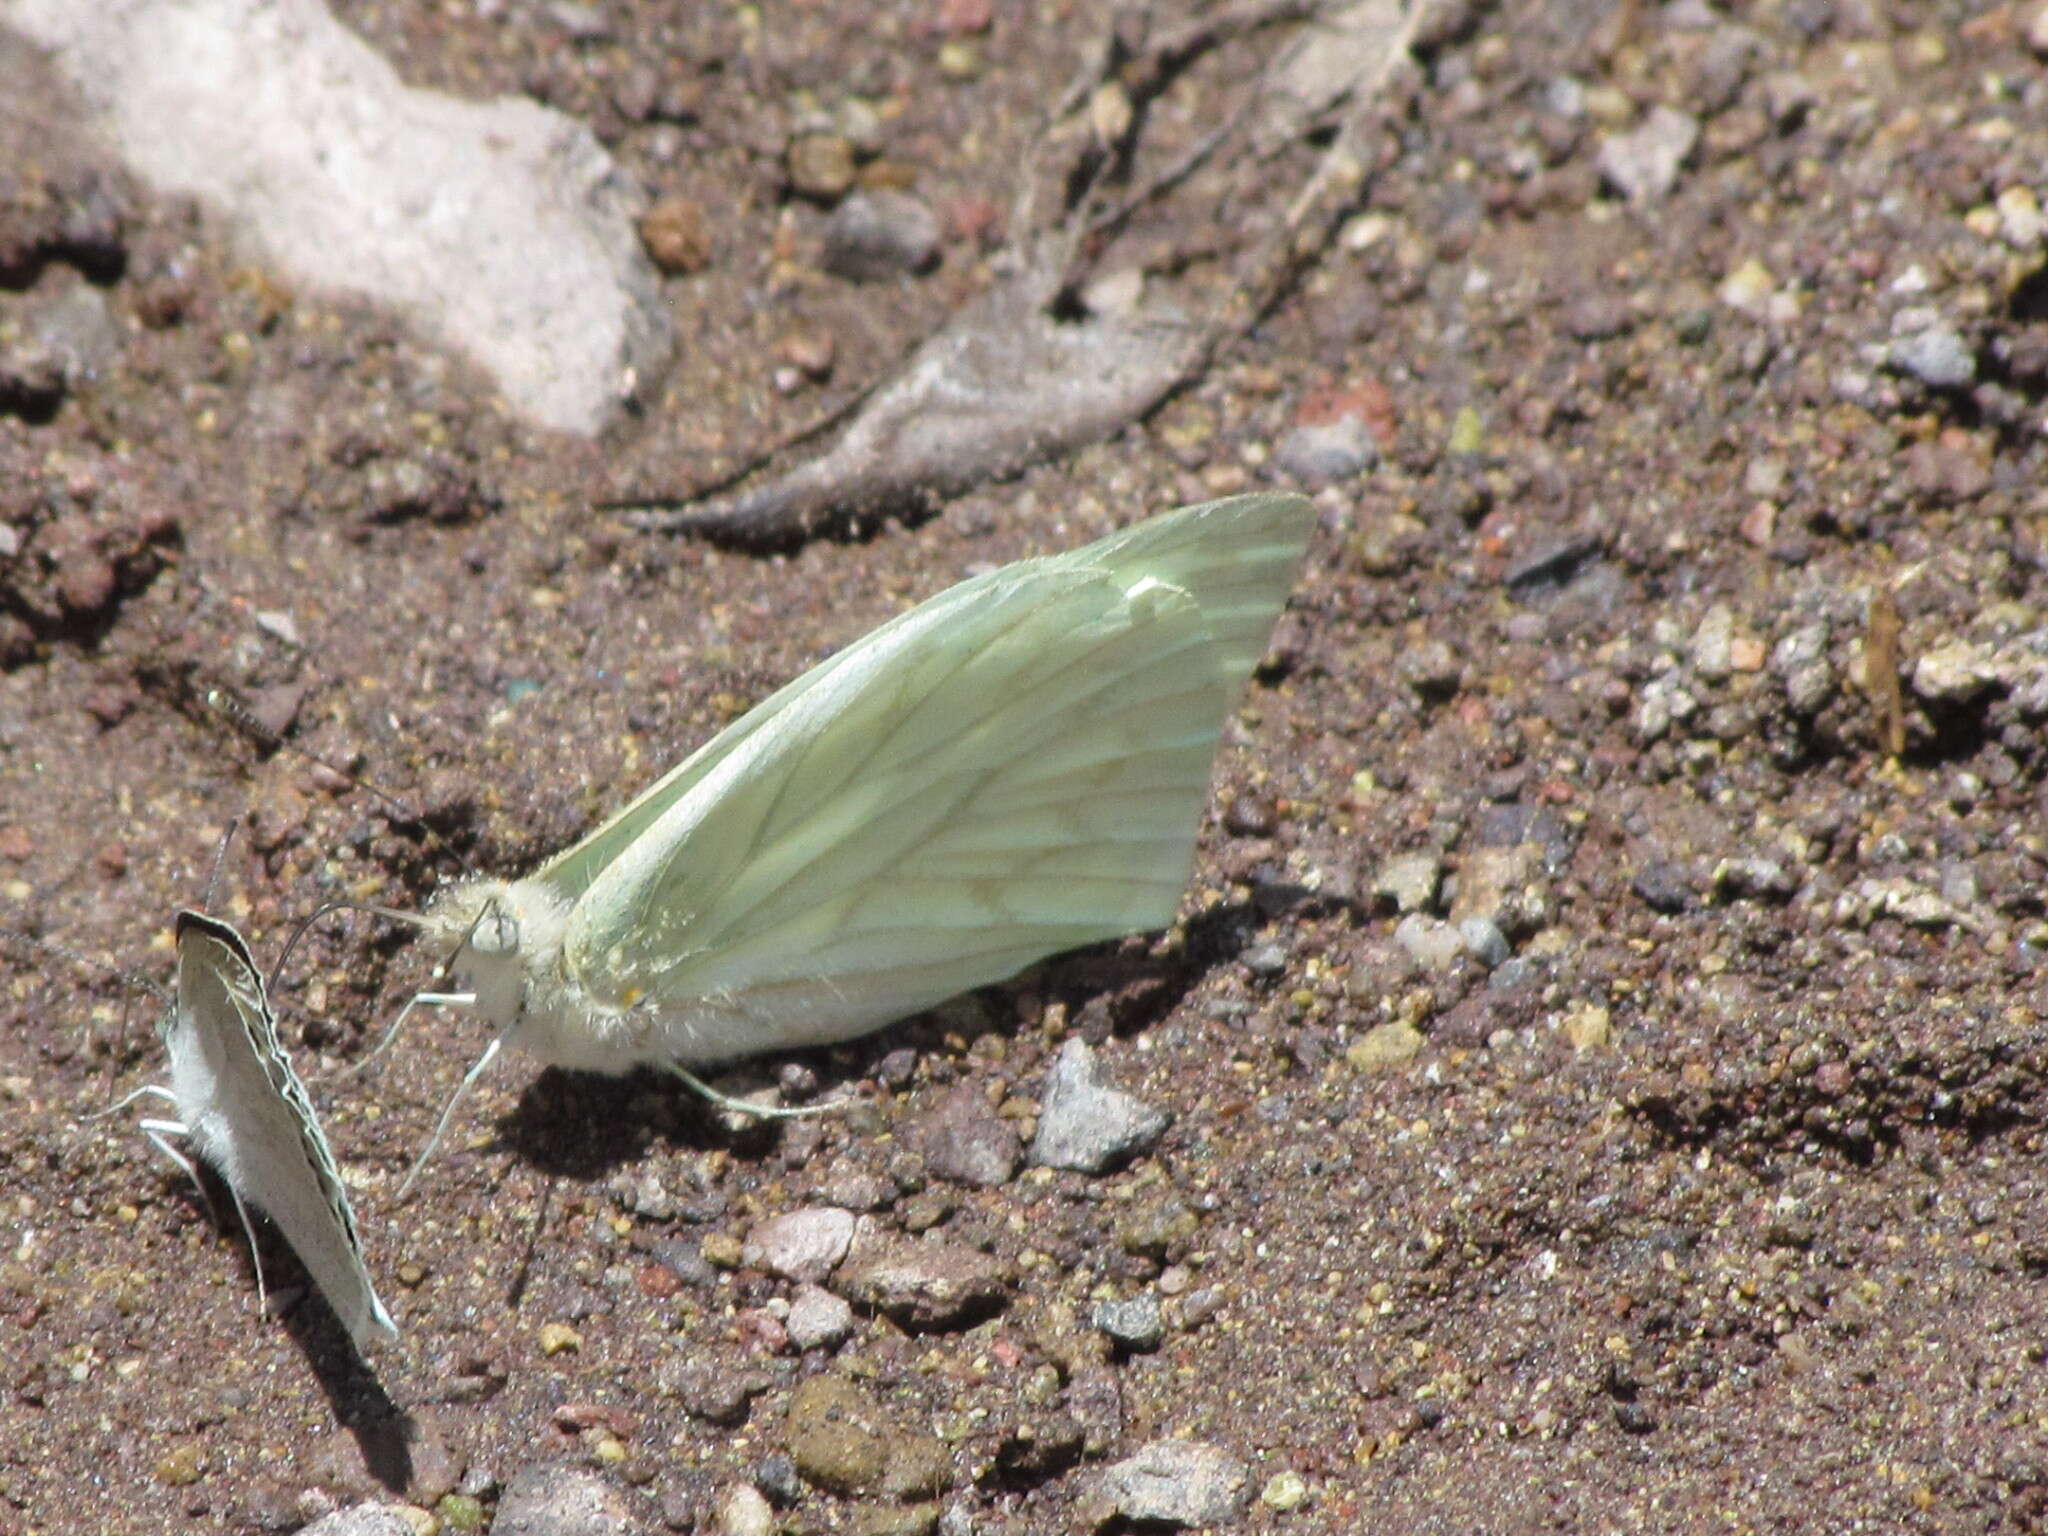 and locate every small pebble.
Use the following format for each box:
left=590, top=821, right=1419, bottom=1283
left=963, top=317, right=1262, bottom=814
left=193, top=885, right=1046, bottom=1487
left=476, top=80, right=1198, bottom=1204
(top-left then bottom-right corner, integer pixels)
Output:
left=1028, top=1038, right=1171, bottom=1174
left=742, top=1207, right=856, bottom=1282
left=294, top=1507, right=416, bottom=1536
left=715, top=1483, right=775, bottom=1536
left=1241, top=942, right=1288, bottom=977
left=786, top=1283, right=855, bottom=1351
left=1372, top=852, right=1442, bottom=914
left=1084, top=1441, right=1252, bottom=1529
left=1393, top=914, right=1464, bottom=973
left=1346, top=1022, right=1423, bottom=1072
left=1261, top=1470, right=1309, bottom=1511
left=836, top=1238, right=1013, bottom=1329
left=788, top=134, right=856, bottom=199
left=821, top=190, right=940, bottom=281
left=1888, top=322, right=1975, bottom=389
left=752, top=1453, right=803, bottom=1508
left=1562, top=1003, right=1610, bottom=1053
left=916, top=1083, right=1022, bottom=1187
left=1091, top=1295, right=1165, bottom=1351
left=1457, top=916, right=1511, bottom=969
left=640, top=195, right=712, bottom=275
left=1597, top=106, right=1698, bottom=202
